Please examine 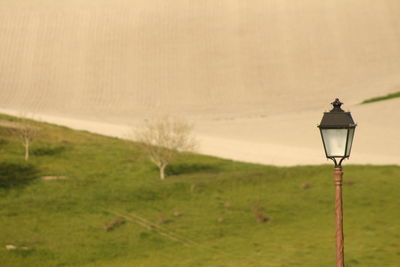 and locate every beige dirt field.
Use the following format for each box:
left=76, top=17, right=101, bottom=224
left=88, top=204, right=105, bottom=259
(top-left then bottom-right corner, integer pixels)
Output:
left=0, top=0, right=399, bottom=165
